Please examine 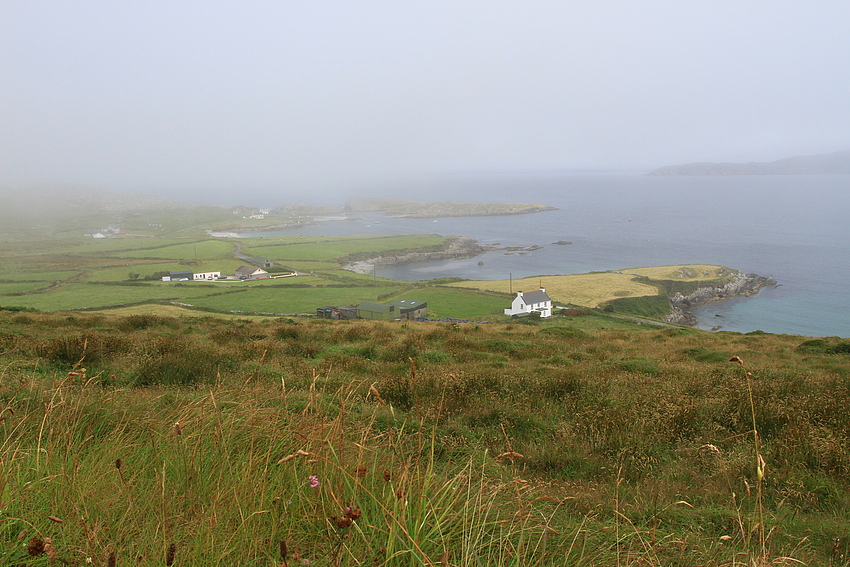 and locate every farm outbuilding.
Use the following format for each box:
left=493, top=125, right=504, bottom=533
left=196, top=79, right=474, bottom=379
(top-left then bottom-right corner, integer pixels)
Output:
left=356, top=301, right=398, bottom=320
left=390, top=299, right=428, bottom=319
left=316, top=305, right=358, bottom=319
